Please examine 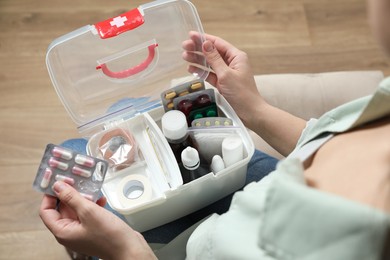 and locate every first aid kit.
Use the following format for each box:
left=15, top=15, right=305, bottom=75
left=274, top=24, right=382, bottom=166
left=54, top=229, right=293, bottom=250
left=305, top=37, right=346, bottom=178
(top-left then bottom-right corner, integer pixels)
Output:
left=45, top=0, right=255, bottom=232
